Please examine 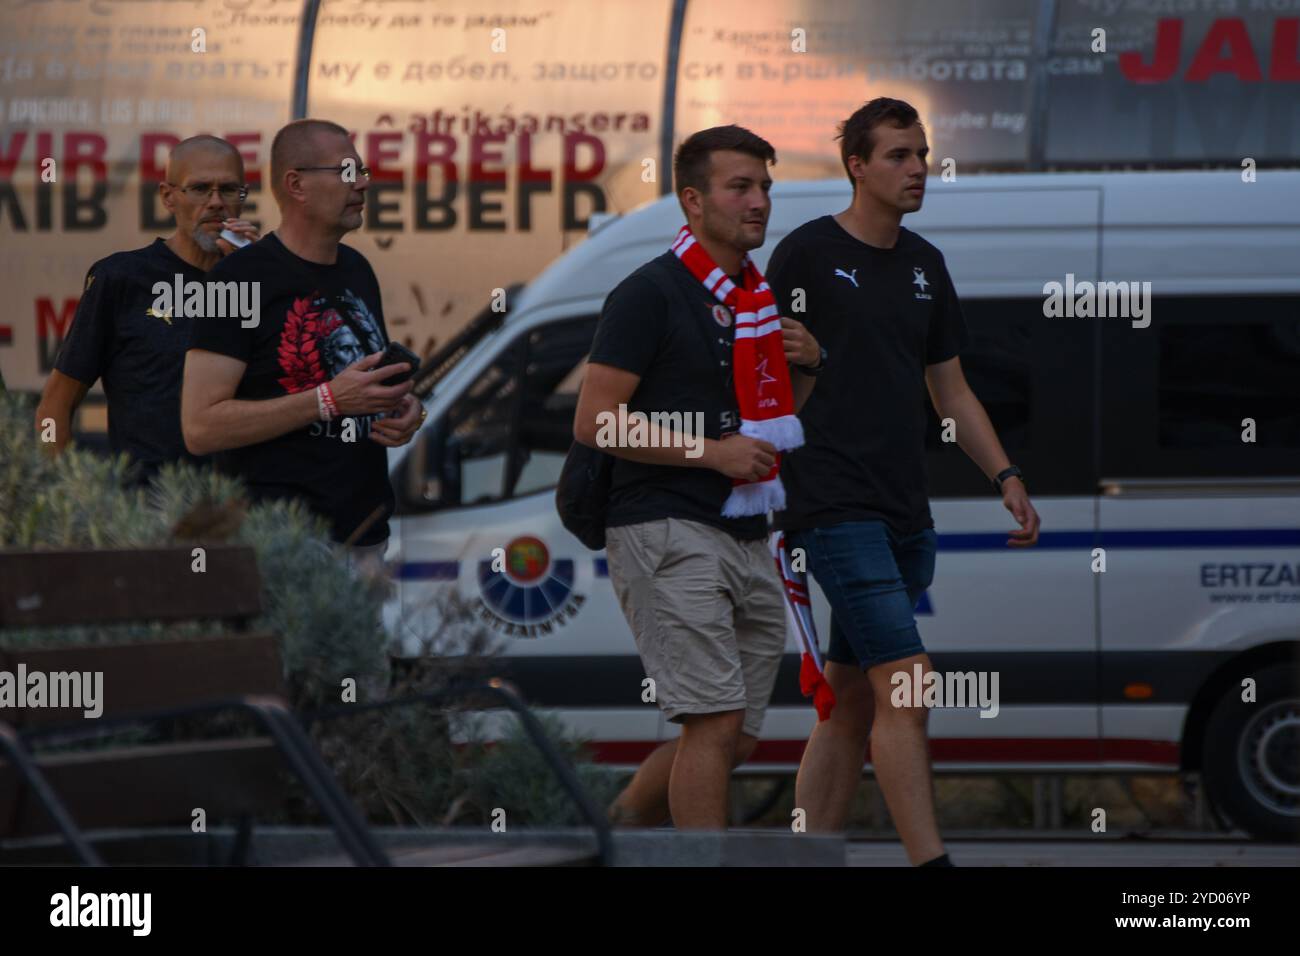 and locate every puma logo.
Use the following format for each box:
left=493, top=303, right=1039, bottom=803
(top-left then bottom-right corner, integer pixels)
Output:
left=834, top=268, right=859, bottom=288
